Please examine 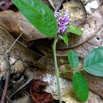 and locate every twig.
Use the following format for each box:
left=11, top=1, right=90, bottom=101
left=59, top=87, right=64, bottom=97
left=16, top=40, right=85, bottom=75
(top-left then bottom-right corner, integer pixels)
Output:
left=0, top=55, right=10, bottom=103
left=0, top=24, right=29, bottom=102
left=0, top=24, right=29, bottom=65
left=6, top=96, right=14, bottom=103
left=9, top=76, right=33, bottom=98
